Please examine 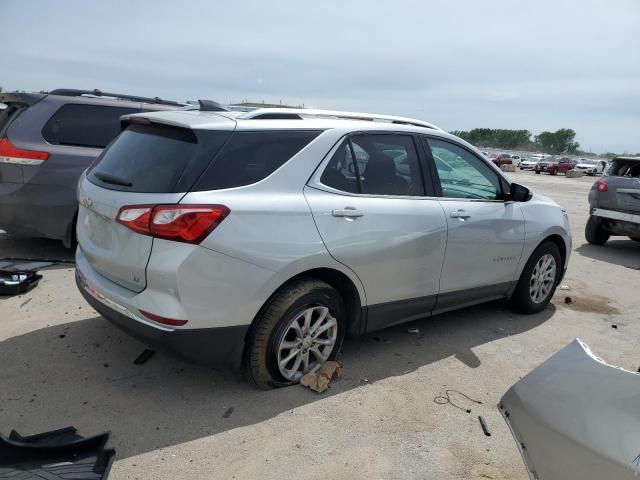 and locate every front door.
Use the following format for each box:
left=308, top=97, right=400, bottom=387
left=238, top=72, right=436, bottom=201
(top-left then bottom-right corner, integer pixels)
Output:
left=422, top=137, right=525, bottom=311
